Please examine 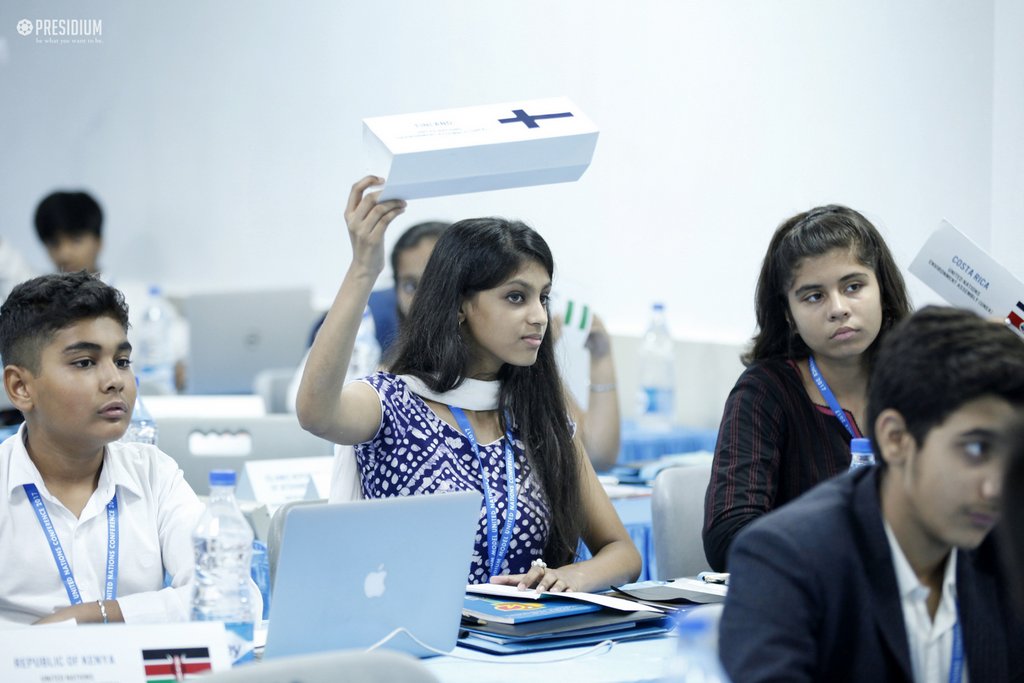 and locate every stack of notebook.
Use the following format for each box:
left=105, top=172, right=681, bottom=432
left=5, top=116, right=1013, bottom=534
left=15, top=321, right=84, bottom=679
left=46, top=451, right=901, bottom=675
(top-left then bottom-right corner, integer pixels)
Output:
left=458, top=584, right=671, bottom=655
